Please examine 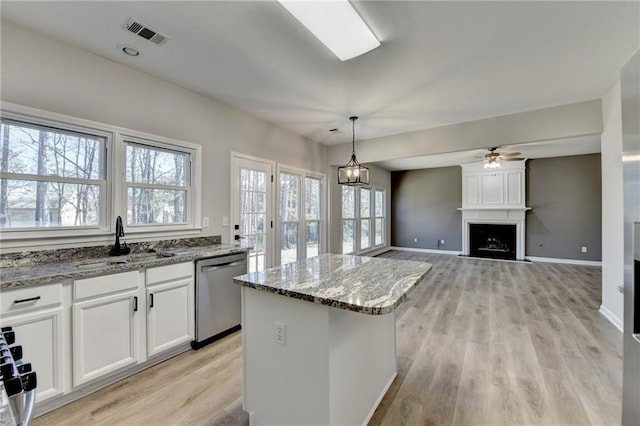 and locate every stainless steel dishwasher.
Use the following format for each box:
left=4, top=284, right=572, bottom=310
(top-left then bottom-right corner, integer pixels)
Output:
left=192, top=253, right=247, bottom=349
